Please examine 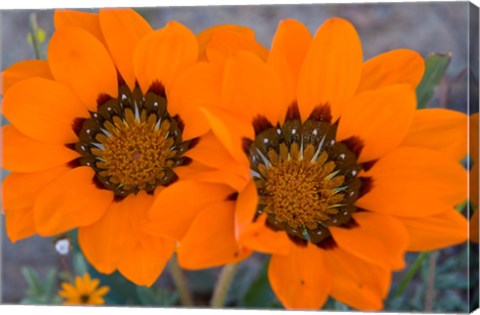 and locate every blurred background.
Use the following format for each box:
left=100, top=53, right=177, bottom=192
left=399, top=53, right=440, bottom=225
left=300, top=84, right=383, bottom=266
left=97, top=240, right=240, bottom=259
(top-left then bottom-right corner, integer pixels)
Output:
left=0, top=2, right=478, bottom=311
